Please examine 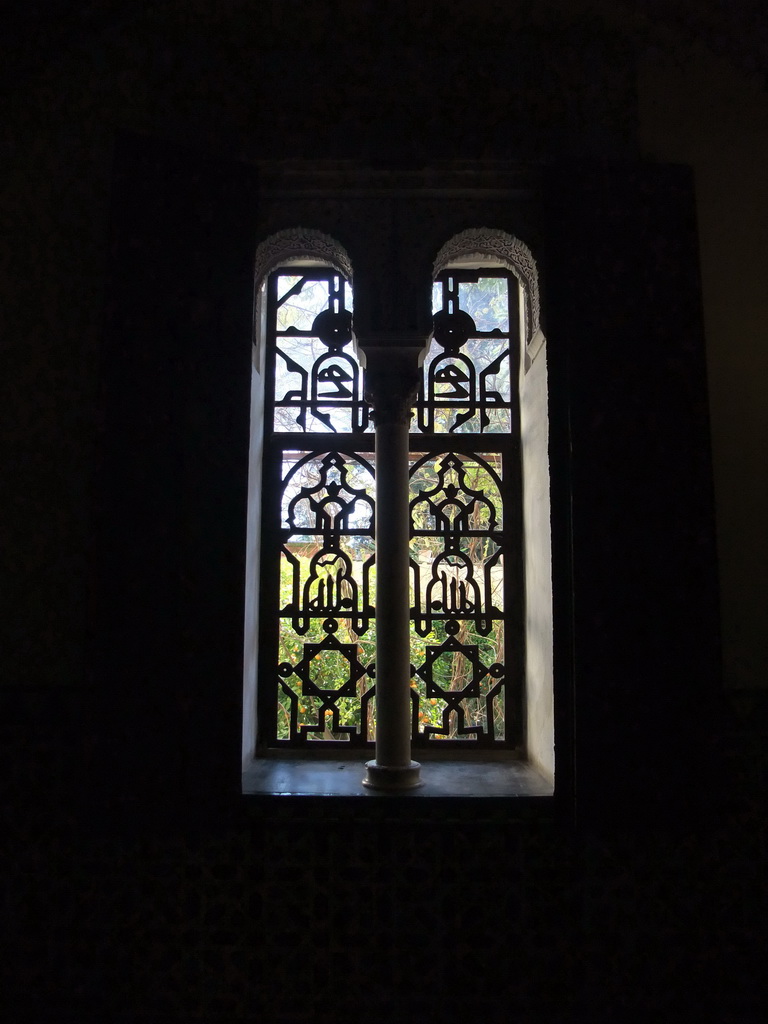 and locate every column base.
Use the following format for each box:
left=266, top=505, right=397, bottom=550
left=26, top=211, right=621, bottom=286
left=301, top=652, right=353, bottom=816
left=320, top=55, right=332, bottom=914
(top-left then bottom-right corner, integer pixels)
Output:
left=362, top=760, right=423, bottom=790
